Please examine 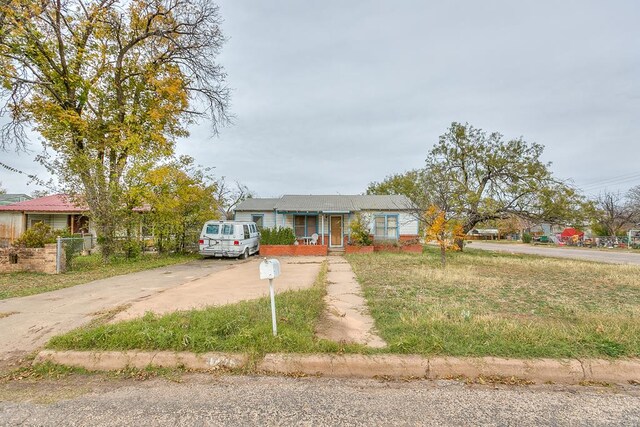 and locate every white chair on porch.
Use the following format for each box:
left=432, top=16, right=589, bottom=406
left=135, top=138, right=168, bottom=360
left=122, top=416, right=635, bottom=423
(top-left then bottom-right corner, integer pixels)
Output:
left=309, top=233, right=319, bottom=245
